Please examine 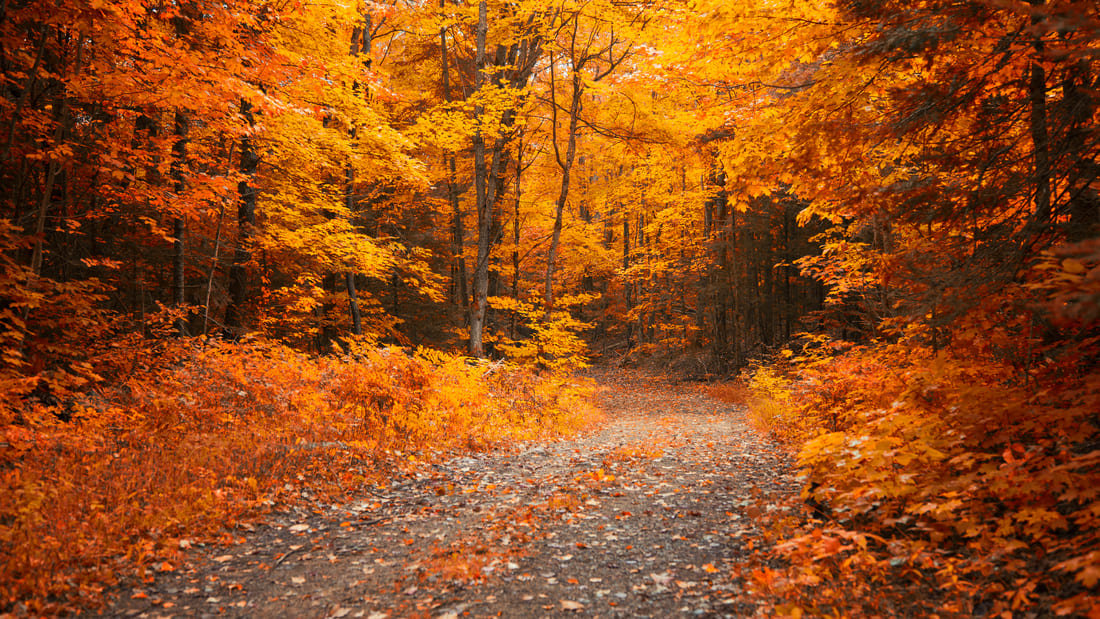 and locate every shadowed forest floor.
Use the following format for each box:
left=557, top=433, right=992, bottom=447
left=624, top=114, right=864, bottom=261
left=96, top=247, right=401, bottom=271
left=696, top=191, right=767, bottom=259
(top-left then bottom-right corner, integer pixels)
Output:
left=94, top=369, right=796, bottom=618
